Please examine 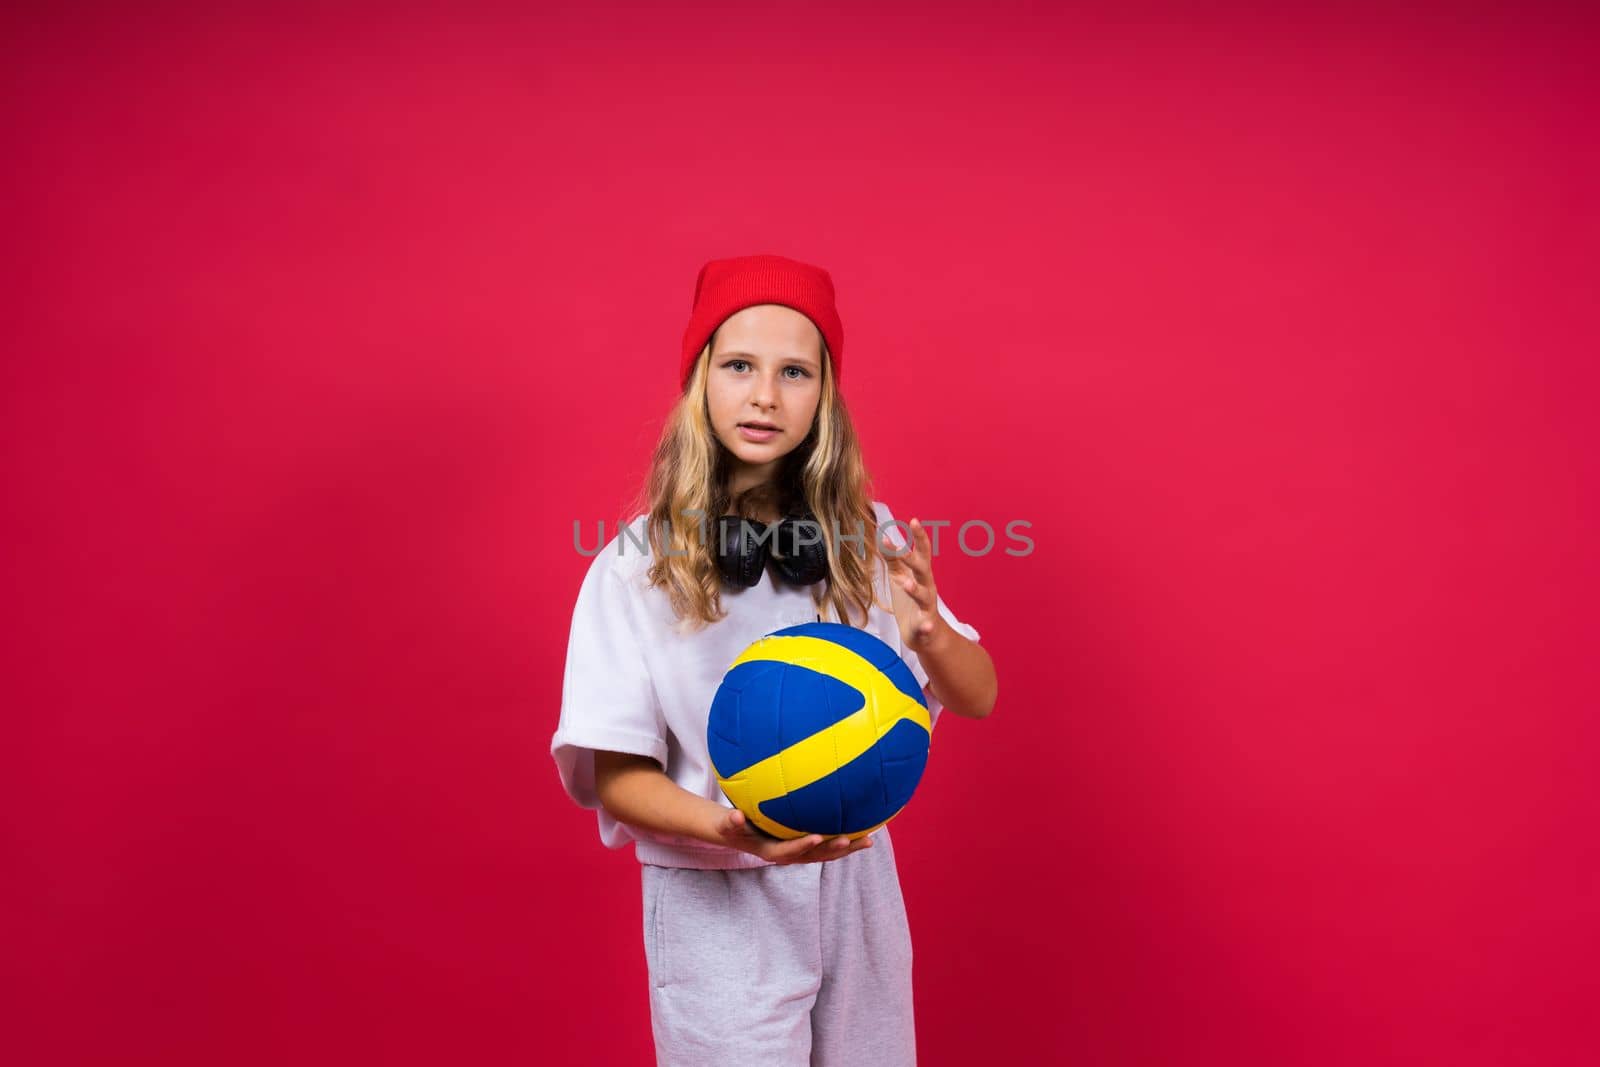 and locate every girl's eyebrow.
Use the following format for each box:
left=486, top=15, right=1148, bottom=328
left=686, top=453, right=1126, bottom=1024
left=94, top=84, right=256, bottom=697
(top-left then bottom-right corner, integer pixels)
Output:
left=719, top=350, right=819, bottom=369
